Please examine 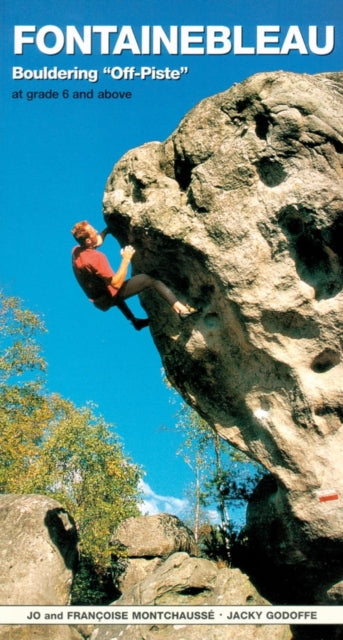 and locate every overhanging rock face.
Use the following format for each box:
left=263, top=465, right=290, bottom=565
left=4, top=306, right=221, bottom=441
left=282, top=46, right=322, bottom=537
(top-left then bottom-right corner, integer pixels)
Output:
left=103, top=71, right=343, bottom=601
